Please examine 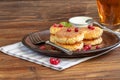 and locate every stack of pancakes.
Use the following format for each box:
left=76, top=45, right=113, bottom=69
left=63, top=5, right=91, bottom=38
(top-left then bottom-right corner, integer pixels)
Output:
left=50, top=25, right=84, bottom=51
left=50, top=24, right=64, bottom=43
left=50, top=24, right=103, bottom=51
left=80, top=27, right=103, bottom=46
